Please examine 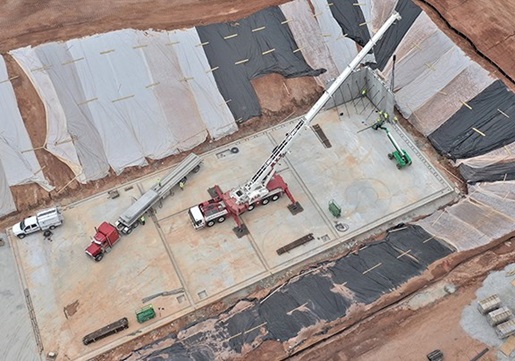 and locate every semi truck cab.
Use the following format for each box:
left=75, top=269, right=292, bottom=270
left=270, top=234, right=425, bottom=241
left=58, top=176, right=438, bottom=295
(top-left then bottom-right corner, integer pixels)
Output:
left=85, top=222, right=120, bottom=262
